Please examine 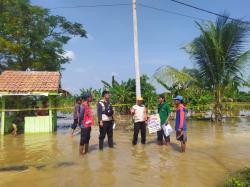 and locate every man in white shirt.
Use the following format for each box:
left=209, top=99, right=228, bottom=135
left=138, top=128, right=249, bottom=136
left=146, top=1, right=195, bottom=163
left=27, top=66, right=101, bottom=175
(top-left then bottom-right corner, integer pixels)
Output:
left=131, top=96, right=148, bottom=145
